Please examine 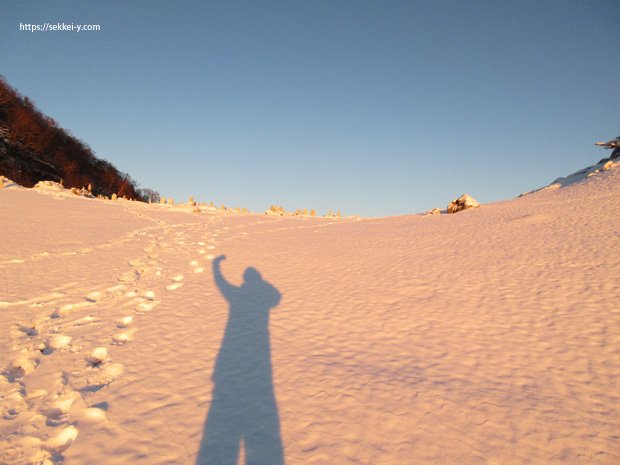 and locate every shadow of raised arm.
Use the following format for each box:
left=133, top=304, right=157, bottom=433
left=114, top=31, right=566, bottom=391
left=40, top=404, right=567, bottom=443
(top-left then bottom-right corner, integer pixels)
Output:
left=213, top=255, right=235, bottom=300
